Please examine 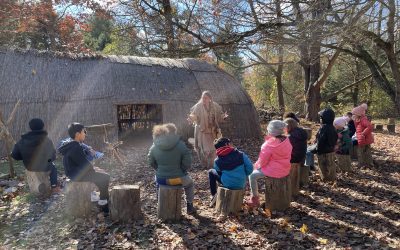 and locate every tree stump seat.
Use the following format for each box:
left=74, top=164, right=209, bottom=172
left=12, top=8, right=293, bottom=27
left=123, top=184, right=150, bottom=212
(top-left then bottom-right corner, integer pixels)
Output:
left=374, top=124, right=383, bottom=131
left=215, top=187, right=244, bottom=216
left=110, top=185, right=142, bottom=222
left=157, top=185, right=182, bottom=221
left=65, top=181, right=95, bottom=217
left=317, top=152, right=337, bottom=182
left=387, top=124, right=395, bottom=133
left=264, top=175, right=291, bottom=211
left=25, top=170, right=51, bottom=197
left=336, top=154, right=352, bottom=172
left=350, top=145, right=358, bottom=160
left=299, top=164, right=310, bottom=187
left=289, top=163, right=300, bottom=198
